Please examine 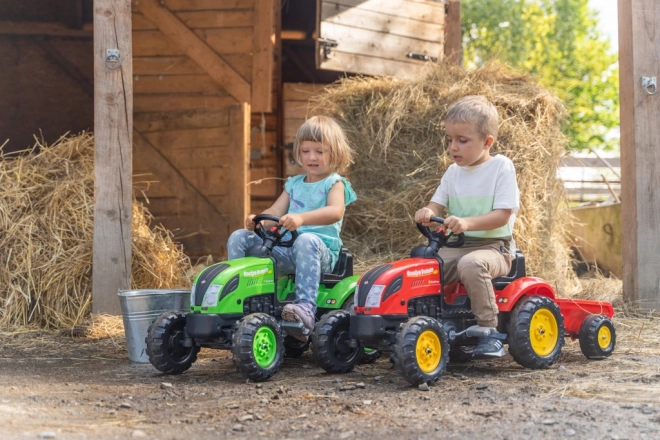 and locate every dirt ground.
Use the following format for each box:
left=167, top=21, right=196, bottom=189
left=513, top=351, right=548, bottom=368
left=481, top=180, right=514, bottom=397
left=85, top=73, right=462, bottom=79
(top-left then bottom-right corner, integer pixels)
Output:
left=0, top=316, right=659, bottom=440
